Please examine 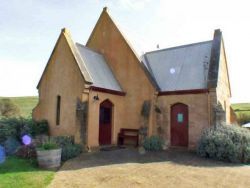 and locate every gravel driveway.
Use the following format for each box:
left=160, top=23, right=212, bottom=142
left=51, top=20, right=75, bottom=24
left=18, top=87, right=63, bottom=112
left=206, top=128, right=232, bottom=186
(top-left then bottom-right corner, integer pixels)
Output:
left=49, top=148, right=250, bottom=188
